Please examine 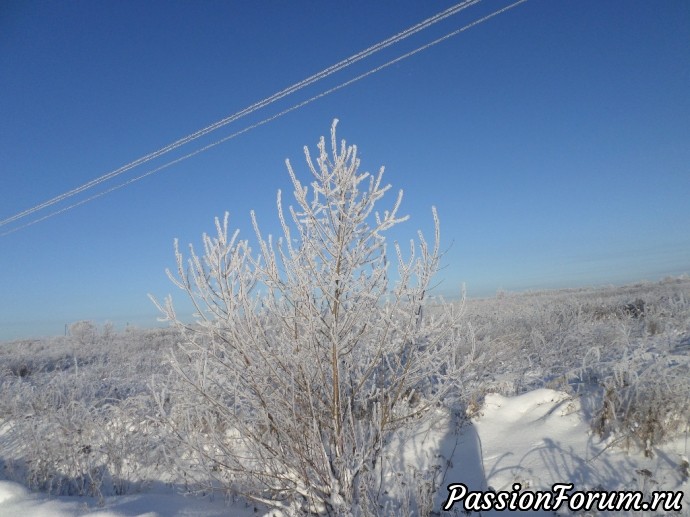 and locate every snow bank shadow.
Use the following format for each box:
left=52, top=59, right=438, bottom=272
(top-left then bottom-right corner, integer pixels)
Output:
left=485, top=436, right=625, bottom=492
left=0, top=452, right=148, bottom=501
left=386, top=409, right=488, bottom=514
left=0, top=477, right=257, bottom=517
